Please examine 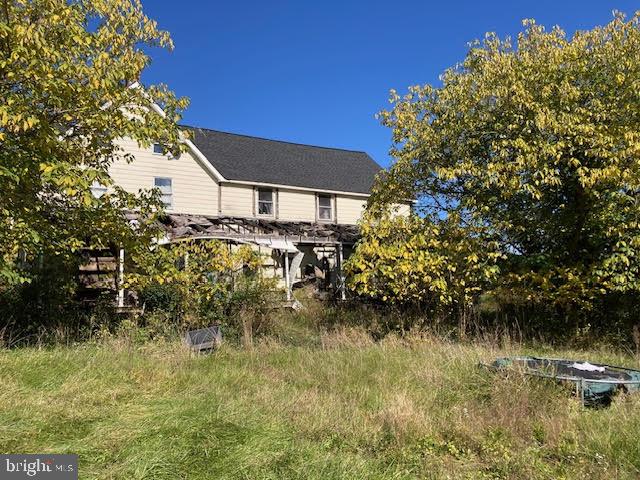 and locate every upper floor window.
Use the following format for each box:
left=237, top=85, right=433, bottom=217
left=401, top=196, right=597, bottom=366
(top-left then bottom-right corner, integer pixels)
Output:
left=154, top=177, right=173, bottom=209
left=317, top=194, right=333, bottom=221
left=257, top=188, right=274, bottom=216
left=153, top=142, right=179, bottom=160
